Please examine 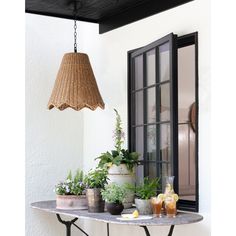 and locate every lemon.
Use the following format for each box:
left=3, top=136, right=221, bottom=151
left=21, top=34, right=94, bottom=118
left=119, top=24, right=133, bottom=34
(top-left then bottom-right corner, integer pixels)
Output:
left=107, top=162, right=113, bottom=168
left=173, top=194, right=179, bottom=202
left=157, top=193, right=165, bottom=201
left=132, top=210, right=139, bottom=218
